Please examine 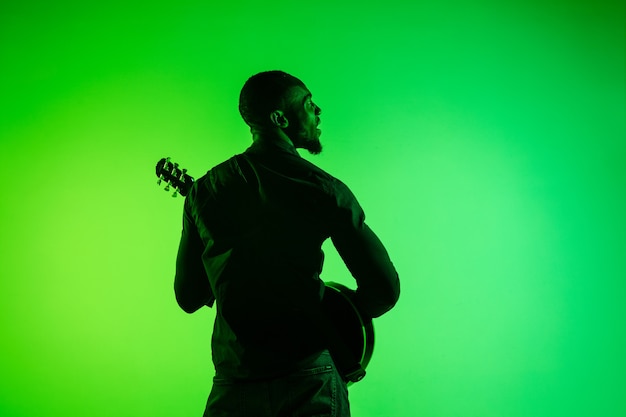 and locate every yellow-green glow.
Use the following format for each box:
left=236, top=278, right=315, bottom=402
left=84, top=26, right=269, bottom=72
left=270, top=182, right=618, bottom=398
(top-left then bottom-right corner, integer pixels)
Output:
left=1, top=1, right=624, bottom=416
